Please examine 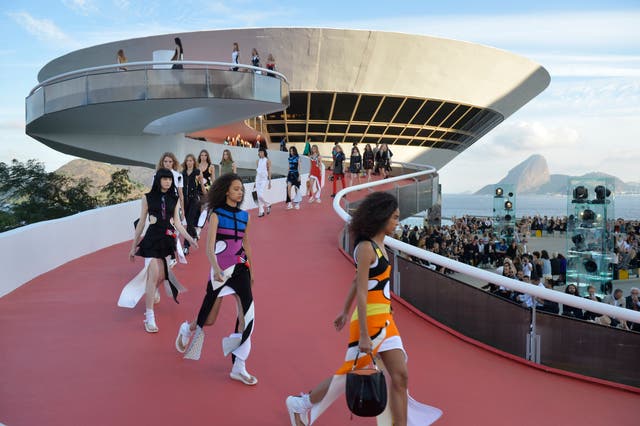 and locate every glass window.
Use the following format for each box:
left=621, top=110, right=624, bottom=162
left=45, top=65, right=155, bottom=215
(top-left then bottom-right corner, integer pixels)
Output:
left=427, top=102, right=456, bottom=127
left=308, top=123, right=327, bottom=133
left=353, top=95, right=381, bottom=122
left=348, top=124, right=367, bottom=134
left=267, top=123, right=285, bottom=134
left=374, top=97, right=403, bottom=122
left=309, top=92, right=334, bottom=120
left=441, top=105, right=469, bottom=128
left=394, top=138, right=410, bottom=146
left=287, top=92, right=308, bottom=118
left=287, top=123, right=306, bottom=133
left=384, top=126, right=403, bottom=136
left=400, top=127, right=419, bottom=137
left=367, top=125, right=387, bottom=135
left=393, top=98, right=422, bottom=124
left=411, top=100, right=440, bottom=125
left=430, top=130, right=444, bottom=139
left=328, top=123, right=348, bottom=133
left=332, top=93, right=359, bottom=121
